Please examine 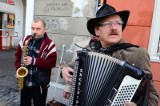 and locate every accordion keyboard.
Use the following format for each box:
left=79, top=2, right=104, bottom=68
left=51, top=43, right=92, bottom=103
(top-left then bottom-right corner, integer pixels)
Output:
left=69, top=51, right=144, bottom=106
left=110, top=75, right=142, bottom=106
